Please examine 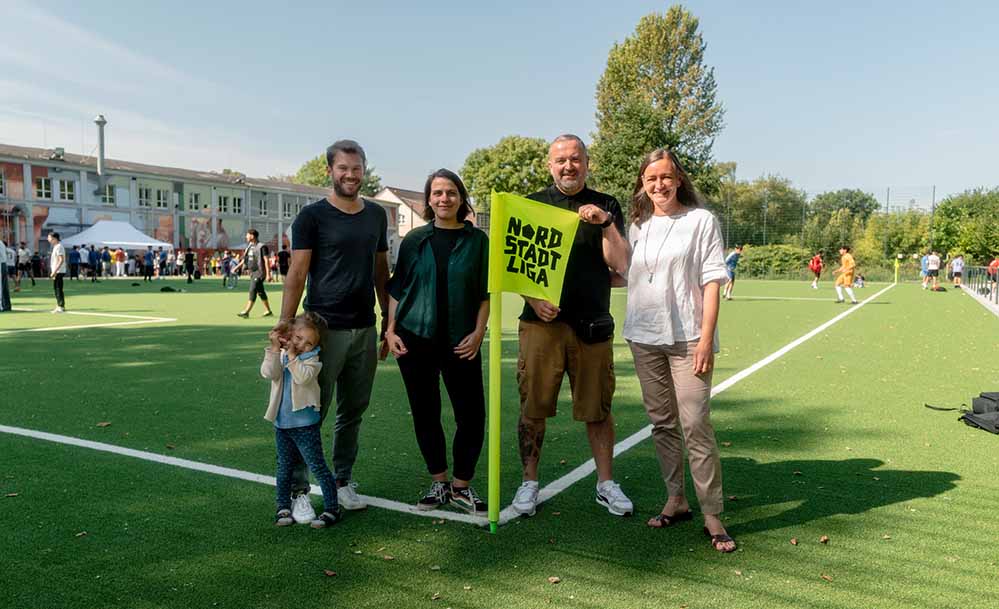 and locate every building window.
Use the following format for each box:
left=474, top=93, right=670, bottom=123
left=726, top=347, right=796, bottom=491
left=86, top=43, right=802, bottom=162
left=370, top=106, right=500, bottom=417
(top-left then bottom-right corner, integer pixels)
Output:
left=188, top=192, right=201, bottom=211
left=282, top=200, right=292, bottom=219
left=101, top=184, right=116, bottom=206
left=155, top=189, right=169, bottom=209
left=35, top=177, right=52, bottom=199
left=59, top=180, right=75, bottom=201
left=0, top=171, right=5, bottom=197
left=138, top=187, right=152, bottom=207
left=233, top=196, right=242, bottom=215
left=256, top=198, right=267, bottom=217
left=219, top=195, right=229, bottom=214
